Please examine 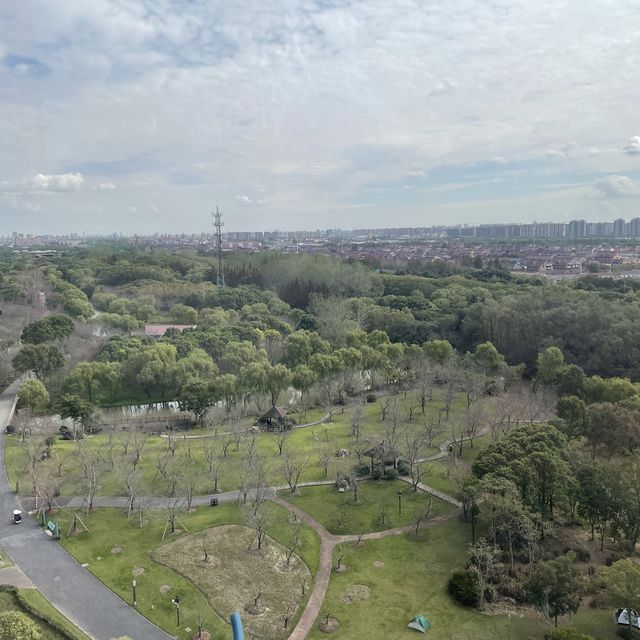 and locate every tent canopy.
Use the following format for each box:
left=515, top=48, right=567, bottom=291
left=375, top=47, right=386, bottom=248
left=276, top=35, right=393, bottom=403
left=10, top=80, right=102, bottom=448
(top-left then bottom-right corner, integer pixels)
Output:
left=408, top=615, right=431, bottom=633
